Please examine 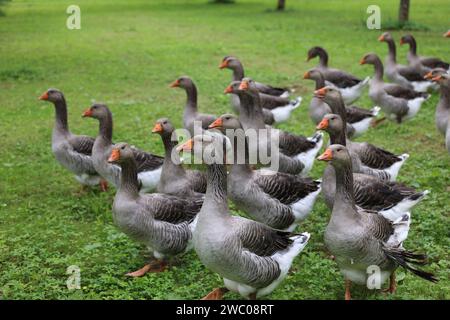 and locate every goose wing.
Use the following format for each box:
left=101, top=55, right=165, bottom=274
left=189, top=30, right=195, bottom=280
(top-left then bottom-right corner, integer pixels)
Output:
left=397, top=66, right=426, bottom=82
left=237, top=219, right=293, bottom=256
left=143, top=193, right=203, bottom=224
left=279, top=131, right=316, bottom=156
left=357, top=143, right=401, bottom=169
left=70, top=135, right=95, bottom=156
left=255, top=81, right=288, bottom=97
left=254, top=173, right=320, bottom=205
left=131, top=148, right=164, bottom=173
left=354, top=175, right=417, bottom=211
left=346, top=106, right=375, bottom=123
left=324, top=69, right=362, bottom=88
left=383, top=83, right=425, bottom=100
